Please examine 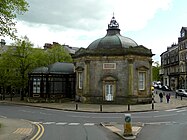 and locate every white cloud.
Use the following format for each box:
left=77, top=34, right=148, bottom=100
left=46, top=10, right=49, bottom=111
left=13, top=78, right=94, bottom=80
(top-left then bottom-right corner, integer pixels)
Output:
left=4, top=0, right=173, bottom=62
left=108, top=0, right=172, bottom=31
